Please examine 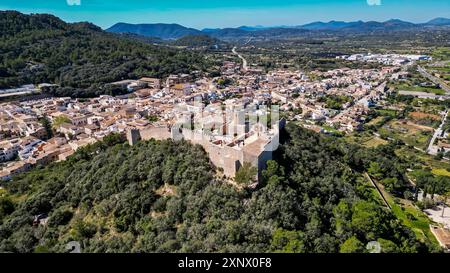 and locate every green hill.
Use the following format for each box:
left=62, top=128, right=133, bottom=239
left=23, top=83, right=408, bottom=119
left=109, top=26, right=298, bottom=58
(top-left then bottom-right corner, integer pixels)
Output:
left=172, top=35, right=224, bottom=48
left=0, top=125, right=436, bottom=253
left=0, top=11, right=211, bottom=97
